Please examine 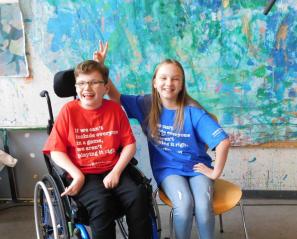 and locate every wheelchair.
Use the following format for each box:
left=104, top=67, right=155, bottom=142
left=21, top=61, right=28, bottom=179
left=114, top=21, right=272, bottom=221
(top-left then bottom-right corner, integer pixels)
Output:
left=33, top=69, right=161, bottom=239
